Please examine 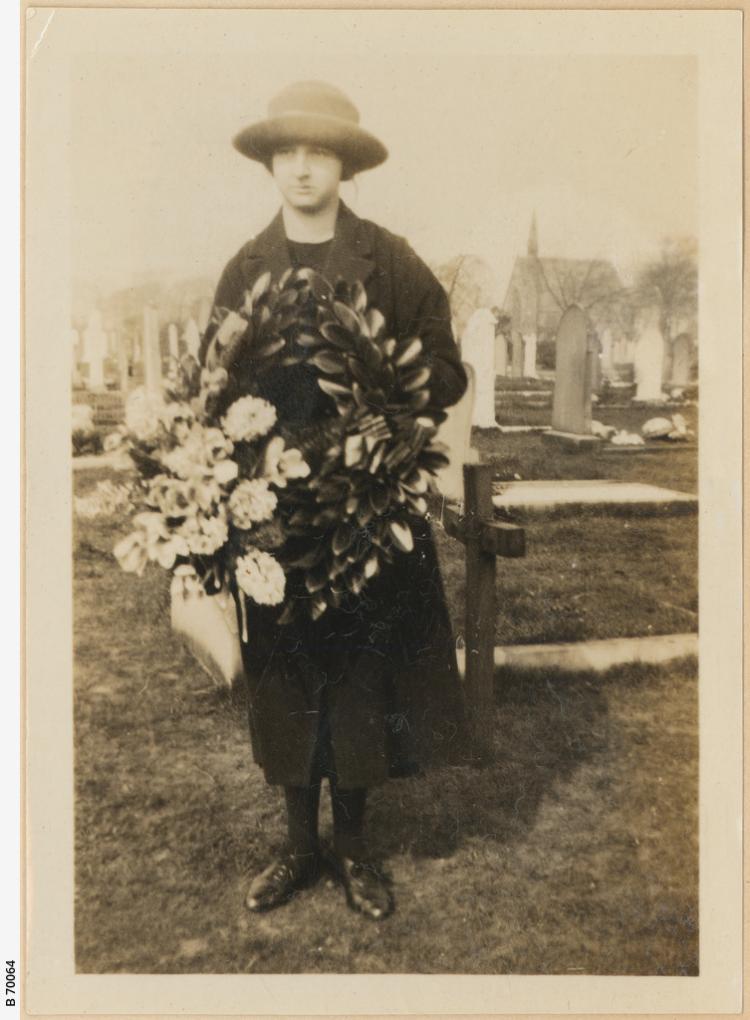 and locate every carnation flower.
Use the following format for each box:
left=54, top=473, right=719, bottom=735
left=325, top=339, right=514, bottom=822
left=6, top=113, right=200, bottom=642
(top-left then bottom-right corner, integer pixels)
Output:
left=235, top=548, right=286, bottom=606
left=125, top=388, right=164, bottom=443
left=261, top=436, right=311, bottom=488
left=228, top=479, right=278, bottom=529
left=222, top=396, right=277, bottom=443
